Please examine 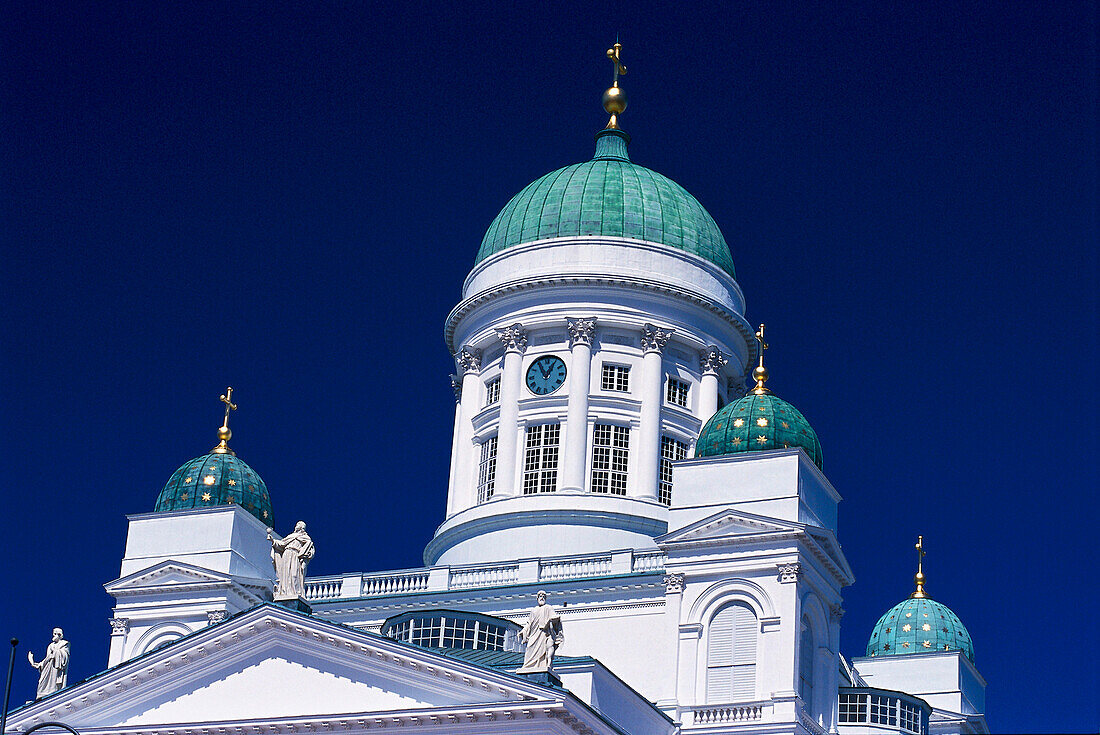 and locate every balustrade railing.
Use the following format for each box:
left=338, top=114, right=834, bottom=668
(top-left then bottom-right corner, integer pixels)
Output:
left=687, top=702, right=766, bottom=725
left=303, top=549, right=666, bottom=601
